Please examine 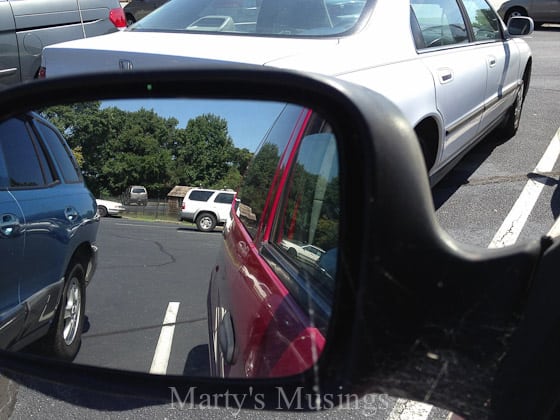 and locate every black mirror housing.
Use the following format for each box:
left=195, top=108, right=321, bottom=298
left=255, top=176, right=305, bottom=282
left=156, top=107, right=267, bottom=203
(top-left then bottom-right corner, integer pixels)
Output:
left=0, top=68, right=556, bottom=419
left=507, top=16, right=535, bottom=36
left=0, top=66, right=431, bottom=407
